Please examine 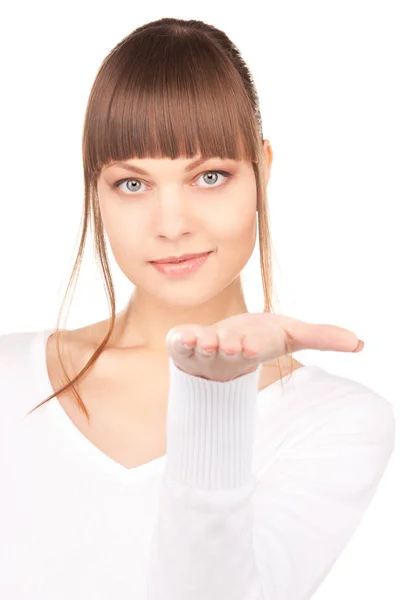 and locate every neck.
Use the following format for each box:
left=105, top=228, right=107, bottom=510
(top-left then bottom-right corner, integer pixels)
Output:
left=109, top=279, right=249, bottom=354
